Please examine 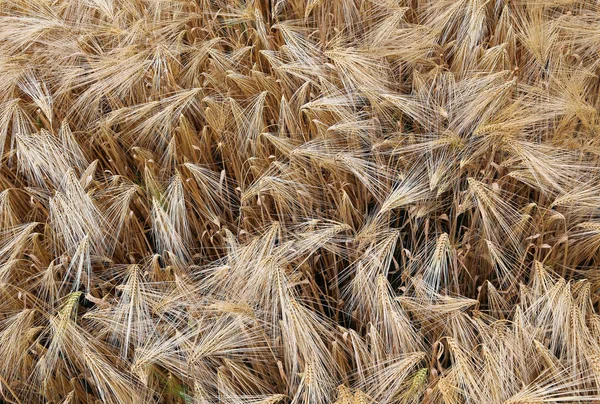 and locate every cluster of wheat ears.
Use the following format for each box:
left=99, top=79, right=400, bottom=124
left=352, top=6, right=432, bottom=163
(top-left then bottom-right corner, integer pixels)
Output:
left=2, top=0, right=600, bottom=403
